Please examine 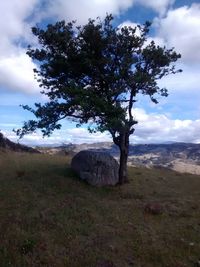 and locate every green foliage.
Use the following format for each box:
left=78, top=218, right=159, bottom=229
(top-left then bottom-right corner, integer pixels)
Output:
left=16, top=15, right=181, bottom=140
left=15, top=14, right=182, bottom=183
